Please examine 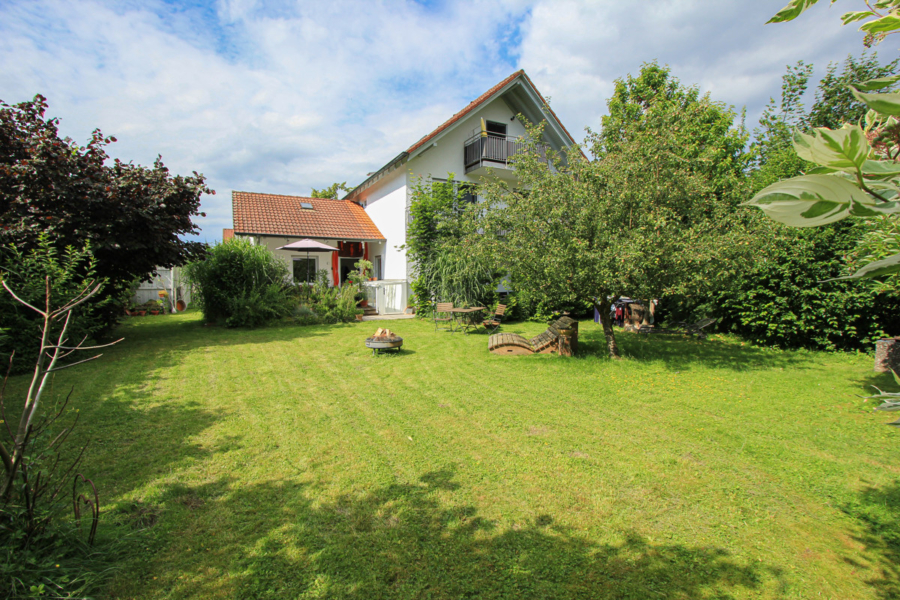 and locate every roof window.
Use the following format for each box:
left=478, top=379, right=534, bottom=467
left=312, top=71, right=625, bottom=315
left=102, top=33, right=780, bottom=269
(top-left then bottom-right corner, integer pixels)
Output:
left=300, top=202, right=314, bottom=210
